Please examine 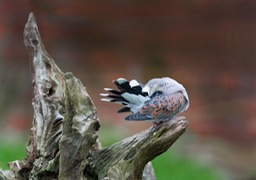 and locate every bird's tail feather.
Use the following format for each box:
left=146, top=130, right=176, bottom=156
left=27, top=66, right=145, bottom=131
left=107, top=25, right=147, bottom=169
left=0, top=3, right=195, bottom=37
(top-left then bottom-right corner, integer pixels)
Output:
left=100, top=78, right=149, bottom=113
